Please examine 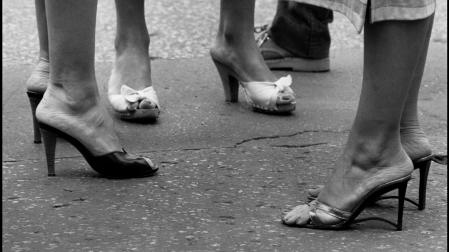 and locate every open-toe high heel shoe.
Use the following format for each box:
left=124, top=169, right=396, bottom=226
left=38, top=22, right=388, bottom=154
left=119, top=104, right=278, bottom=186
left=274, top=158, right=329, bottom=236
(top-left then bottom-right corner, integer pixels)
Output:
left=211, top=57, right=296, bottom=114
left=108, top=84, right=160, bottom=122
left=39, top=122, right=158, bottom=179
left=283, top=175, right=411, bottom=230
left=306, top=154, right=447, bottom=210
